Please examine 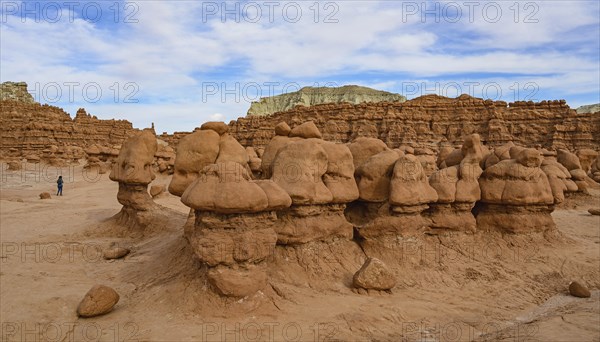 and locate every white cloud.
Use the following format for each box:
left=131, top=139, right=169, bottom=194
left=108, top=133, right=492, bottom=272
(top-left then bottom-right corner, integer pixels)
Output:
left=1, top=0, right=598, bottom=133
